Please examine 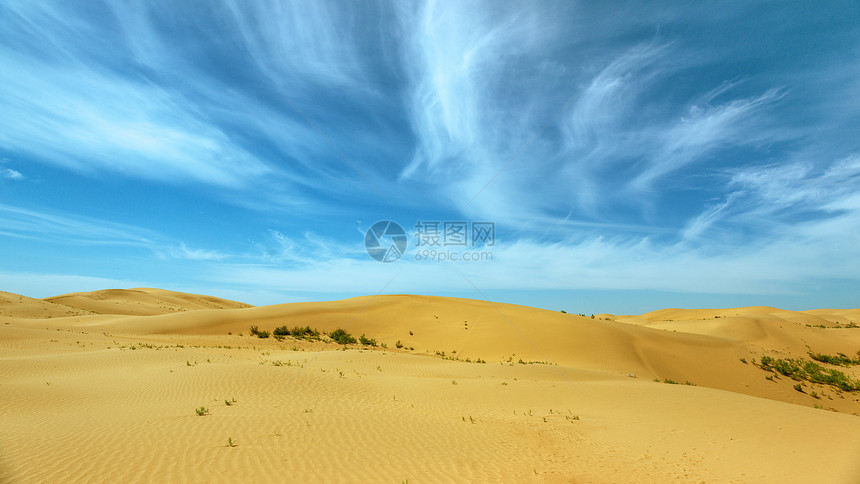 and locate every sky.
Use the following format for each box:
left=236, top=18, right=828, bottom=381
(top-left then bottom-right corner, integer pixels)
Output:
left=1, top=1, right=859, bottom=314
